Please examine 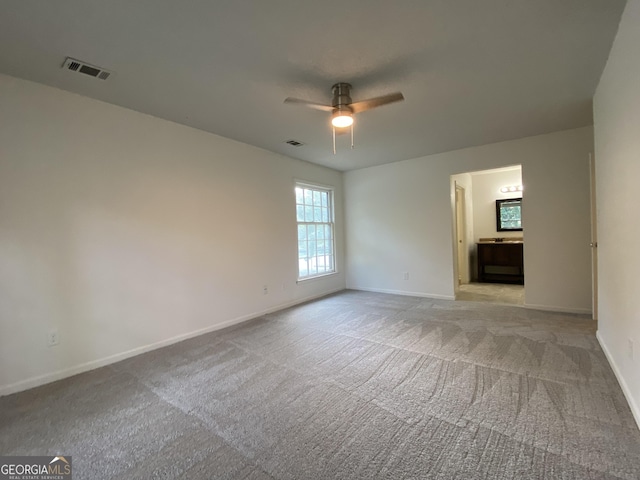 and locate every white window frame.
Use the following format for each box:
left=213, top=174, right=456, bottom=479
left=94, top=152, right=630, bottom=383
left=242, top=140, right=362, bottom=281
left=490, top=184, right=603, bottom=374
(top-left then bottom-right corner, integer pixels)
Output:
left=295, top=181, right=336, bottom=281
